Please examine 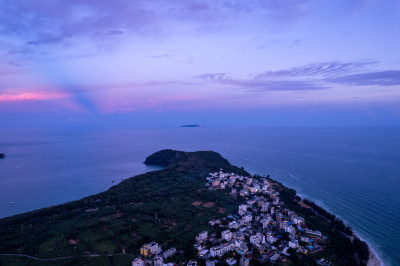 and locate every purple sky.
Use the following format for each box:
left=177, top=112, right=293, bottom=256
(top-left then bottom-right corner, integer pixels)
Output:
left=1, top=0, right=400, bottom=126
